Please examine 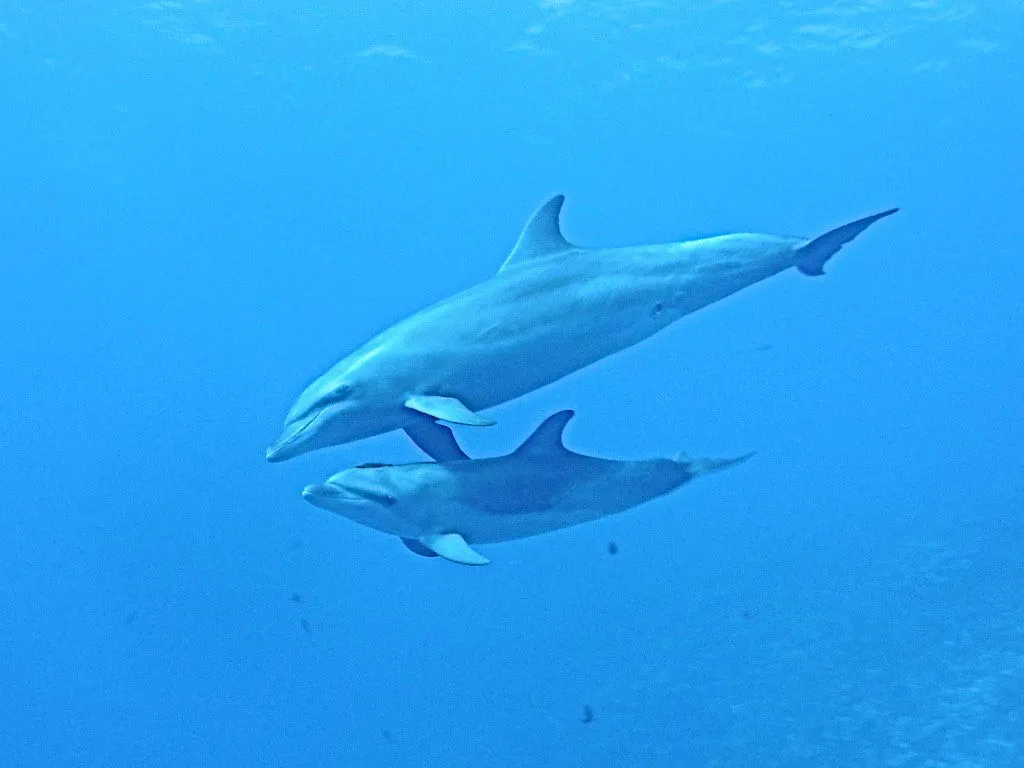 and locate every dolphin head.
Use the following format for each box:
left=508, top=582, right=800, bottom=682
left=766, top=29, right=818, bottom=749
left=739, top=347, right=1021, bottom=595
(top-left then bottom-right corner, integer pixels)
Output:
left=267, top=349, right=407, bottom=462
left=267, top=375, right=366, bottom=462
left=301, top=463, right=429, bottom=536
left=302, top=468, right=397, bottom=510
